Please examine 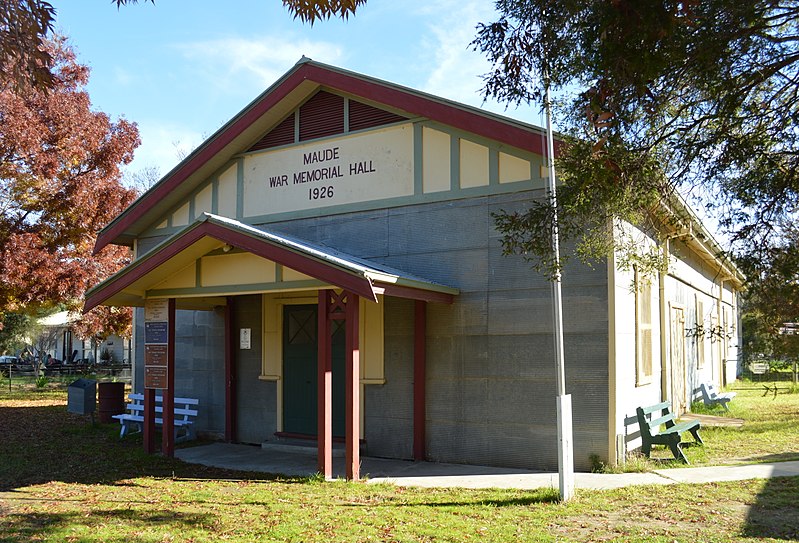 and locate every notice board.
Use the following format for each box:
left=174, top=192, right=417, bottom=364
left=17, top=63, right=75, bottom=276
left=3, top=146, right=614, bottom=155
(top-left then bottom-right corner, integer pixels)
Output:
left=144, top=299, right=169, bottom=389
